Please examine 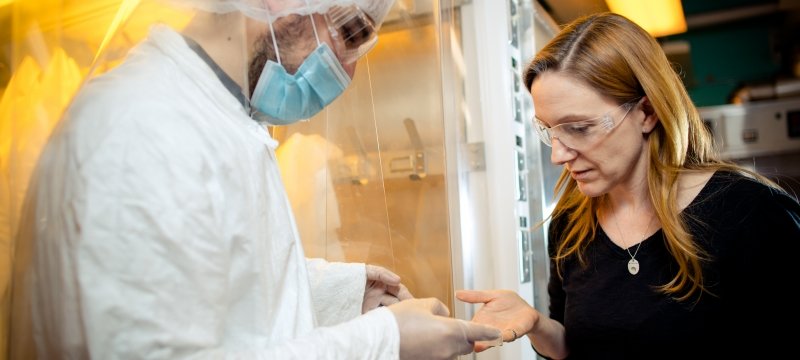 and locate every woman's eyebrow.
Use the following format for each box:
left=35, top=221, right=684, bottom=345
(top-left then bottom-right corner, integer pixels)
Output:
left=534, top=113, right=594, bottom=126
